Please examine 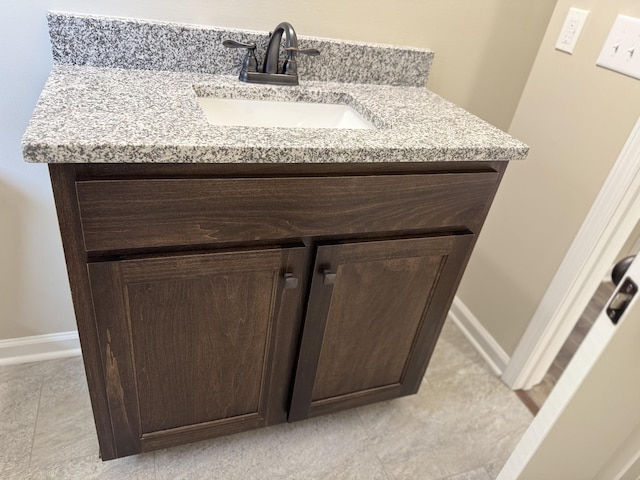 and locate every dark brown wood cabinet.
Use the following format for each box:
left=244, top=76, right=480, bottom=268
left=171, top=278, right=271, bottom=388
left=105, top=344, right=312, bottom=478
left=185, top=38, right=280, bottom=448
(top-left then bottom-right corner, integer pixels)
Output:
left=49, top=161, right=506, bottom=460
left=289, top=234, right=473, bottom=421
left=86, top=247, right=306, bottom=456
